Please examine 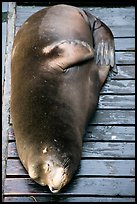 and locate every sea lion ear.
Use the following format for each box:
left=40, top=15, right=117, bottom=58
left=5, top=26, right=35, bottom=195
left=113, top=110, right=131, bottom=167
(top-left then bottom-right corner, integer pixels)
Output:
left=83, top=9, right=118, bottom=85
left=42, top=40, right=94, bottom=70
